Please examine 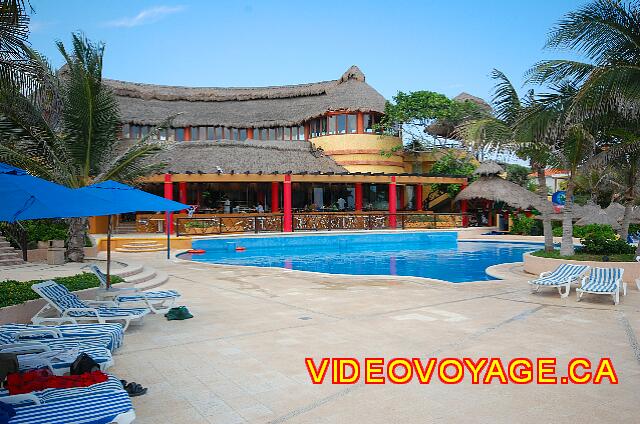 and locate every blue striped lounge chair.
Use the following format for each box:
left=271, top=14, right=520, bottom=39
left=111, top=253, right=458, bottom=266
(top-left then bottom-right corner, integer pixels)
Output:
left=0, top=389, right=135, bottom=424
left=528, top=263, right=590, bottom=298
left=0, top=331, right=113, bottom=376
left=0, top=374, right=125, bottom=401
left=31, top=281, right=149, bottom=331
left=89, top=265, right=180, bottom=313
left=576, top=267, right=626, bottom=305
left=0, top=323, right=124, bottom=351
